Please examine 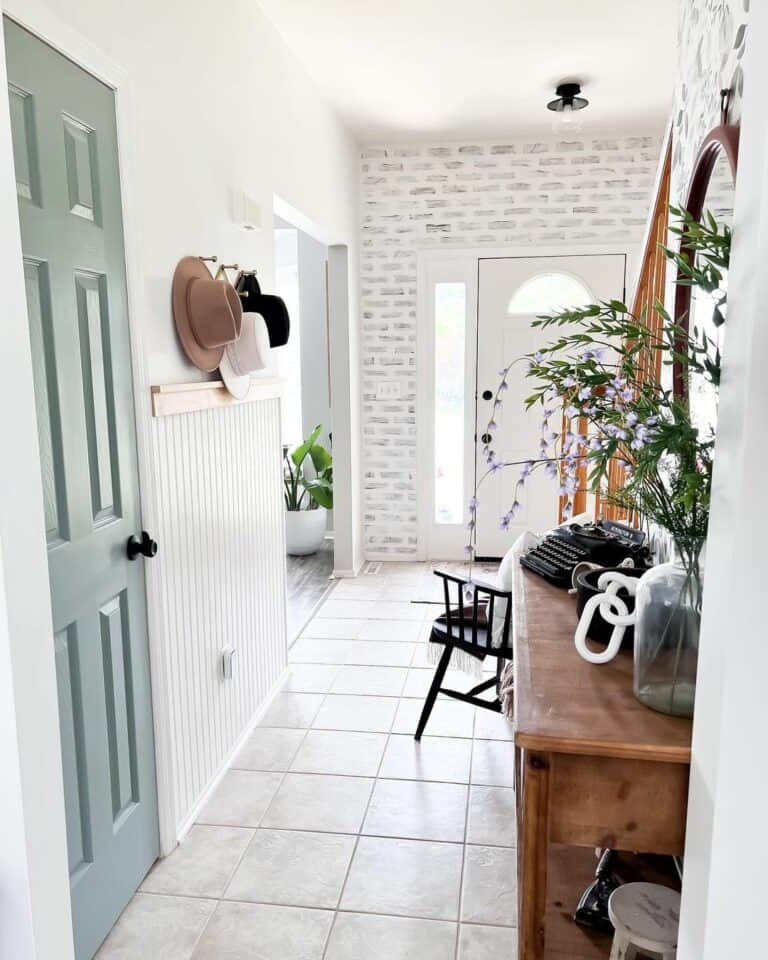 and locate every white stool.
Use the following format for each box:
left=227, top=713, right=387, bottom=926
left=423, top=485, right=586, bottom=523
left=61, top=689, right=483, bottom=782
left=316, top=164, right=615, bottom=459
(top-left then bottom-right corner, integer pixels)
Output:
left=608, top=882, right=680, bottom=959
